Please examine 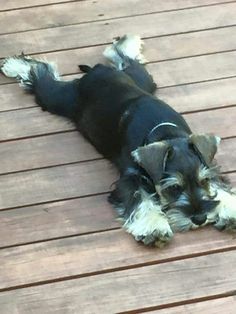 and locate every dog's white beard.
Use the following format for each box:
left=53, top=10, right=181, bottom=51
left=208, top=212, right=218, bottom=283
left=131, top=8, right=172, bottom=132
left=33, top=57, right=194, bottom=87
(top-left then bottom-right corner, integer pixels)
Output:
left=207, top=184, right=236, bottom=230
left=123, top=190, right=173, bottom=247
